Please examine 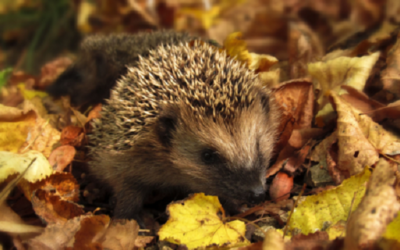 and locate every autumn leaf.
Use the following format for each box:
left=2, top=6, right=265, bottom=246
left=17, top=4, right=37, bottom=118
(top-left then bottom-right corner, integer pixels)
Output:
left=224, top=32, right=279, bottom=86
left=0, top=104, right=36, bottom=152
left=384, top=212, right=400, bottom=241
left=345, top=159, right=400, bottom=248
left=158, top=193, right=249, bottom=249
left=308, top=52, right=380, bottom=126
left=0, top=67, right=12, bottom=89
left=331, top=92, right=400, bottom=178
left=0, top=150, right=52, bottom=183
left=287, top=167, right=371, bottom=237
left=17, top=83, right=48, bottom=100
left=0, top=100, right=60, bottom=156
